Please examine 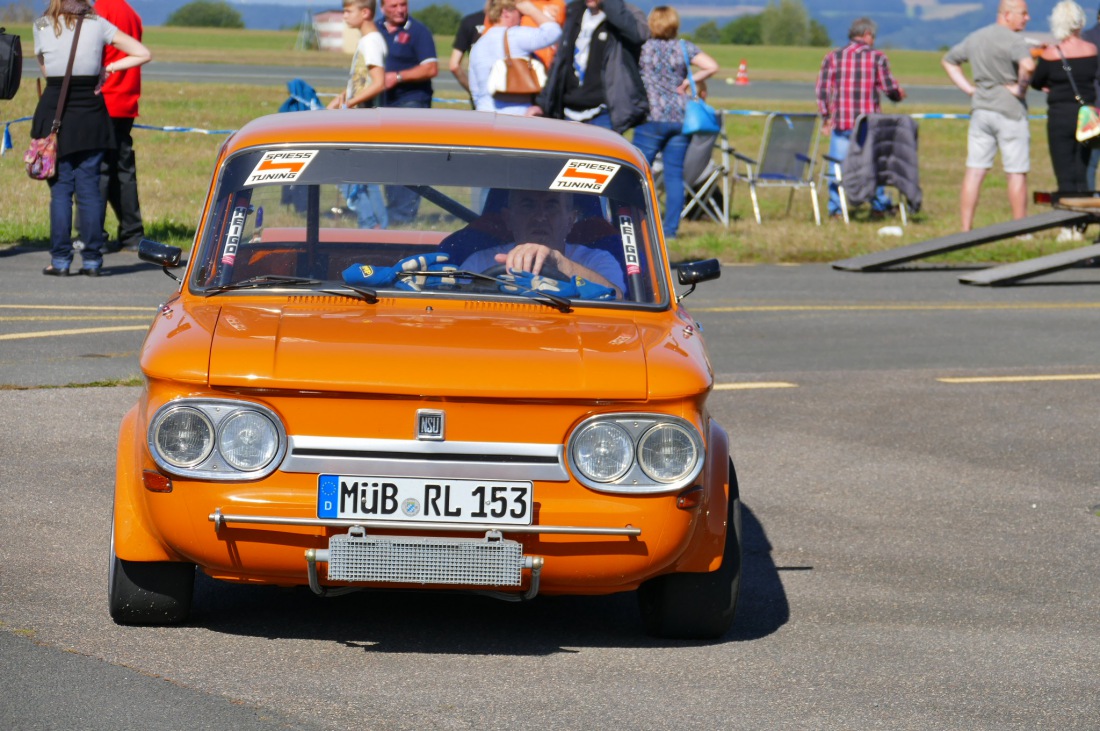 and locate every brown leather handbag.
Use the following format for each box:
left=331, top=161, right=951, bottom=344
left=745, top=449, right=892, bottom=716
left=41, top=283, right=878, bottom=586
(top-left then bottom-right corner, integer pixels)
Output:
left=491, top=29, right=544, bottom=97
